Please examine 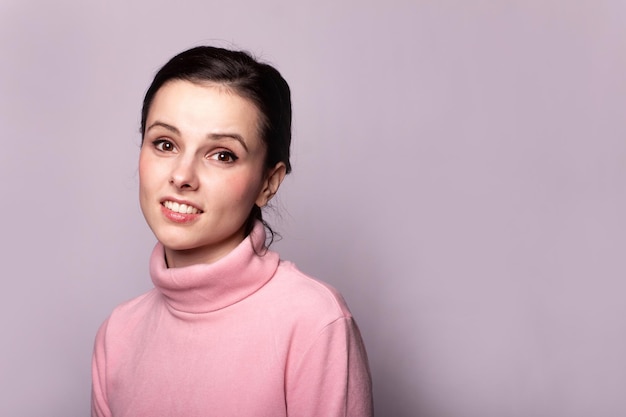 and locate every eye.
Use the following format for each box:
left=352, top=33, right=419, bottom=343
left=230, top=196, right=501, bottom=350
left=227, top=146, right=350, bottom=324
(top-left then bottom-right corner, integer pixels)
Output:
left=152, top=139, right=175, bottom=152
left=209, top=151, right=239, bottom=163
